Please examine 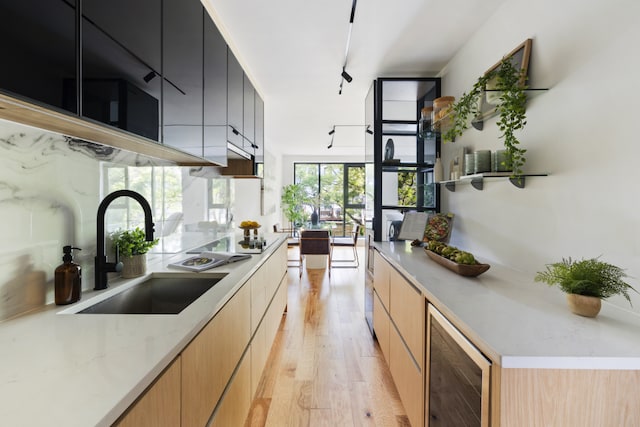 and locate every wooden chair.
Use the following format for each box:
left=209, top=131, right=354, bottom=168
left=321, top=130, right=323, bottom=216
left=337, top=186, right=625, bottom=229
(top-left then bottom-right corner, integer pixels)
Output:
left=299, top=230, right=332, bottom=277
left=331, top=224, right=360, bottom=268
